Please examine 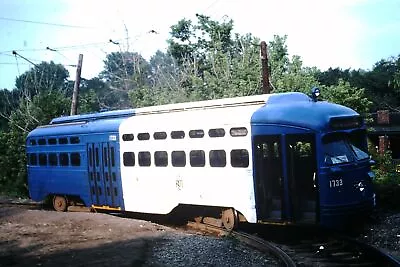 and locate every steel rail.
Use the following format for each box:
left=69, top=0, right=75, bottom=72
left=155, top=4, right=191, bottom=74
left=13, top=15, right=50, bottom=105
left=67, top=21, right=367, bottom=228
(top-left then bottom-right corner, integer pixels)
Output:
left=231, top=230, right=297, bottom=267
left=186, top=221, right=296, bottom=267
